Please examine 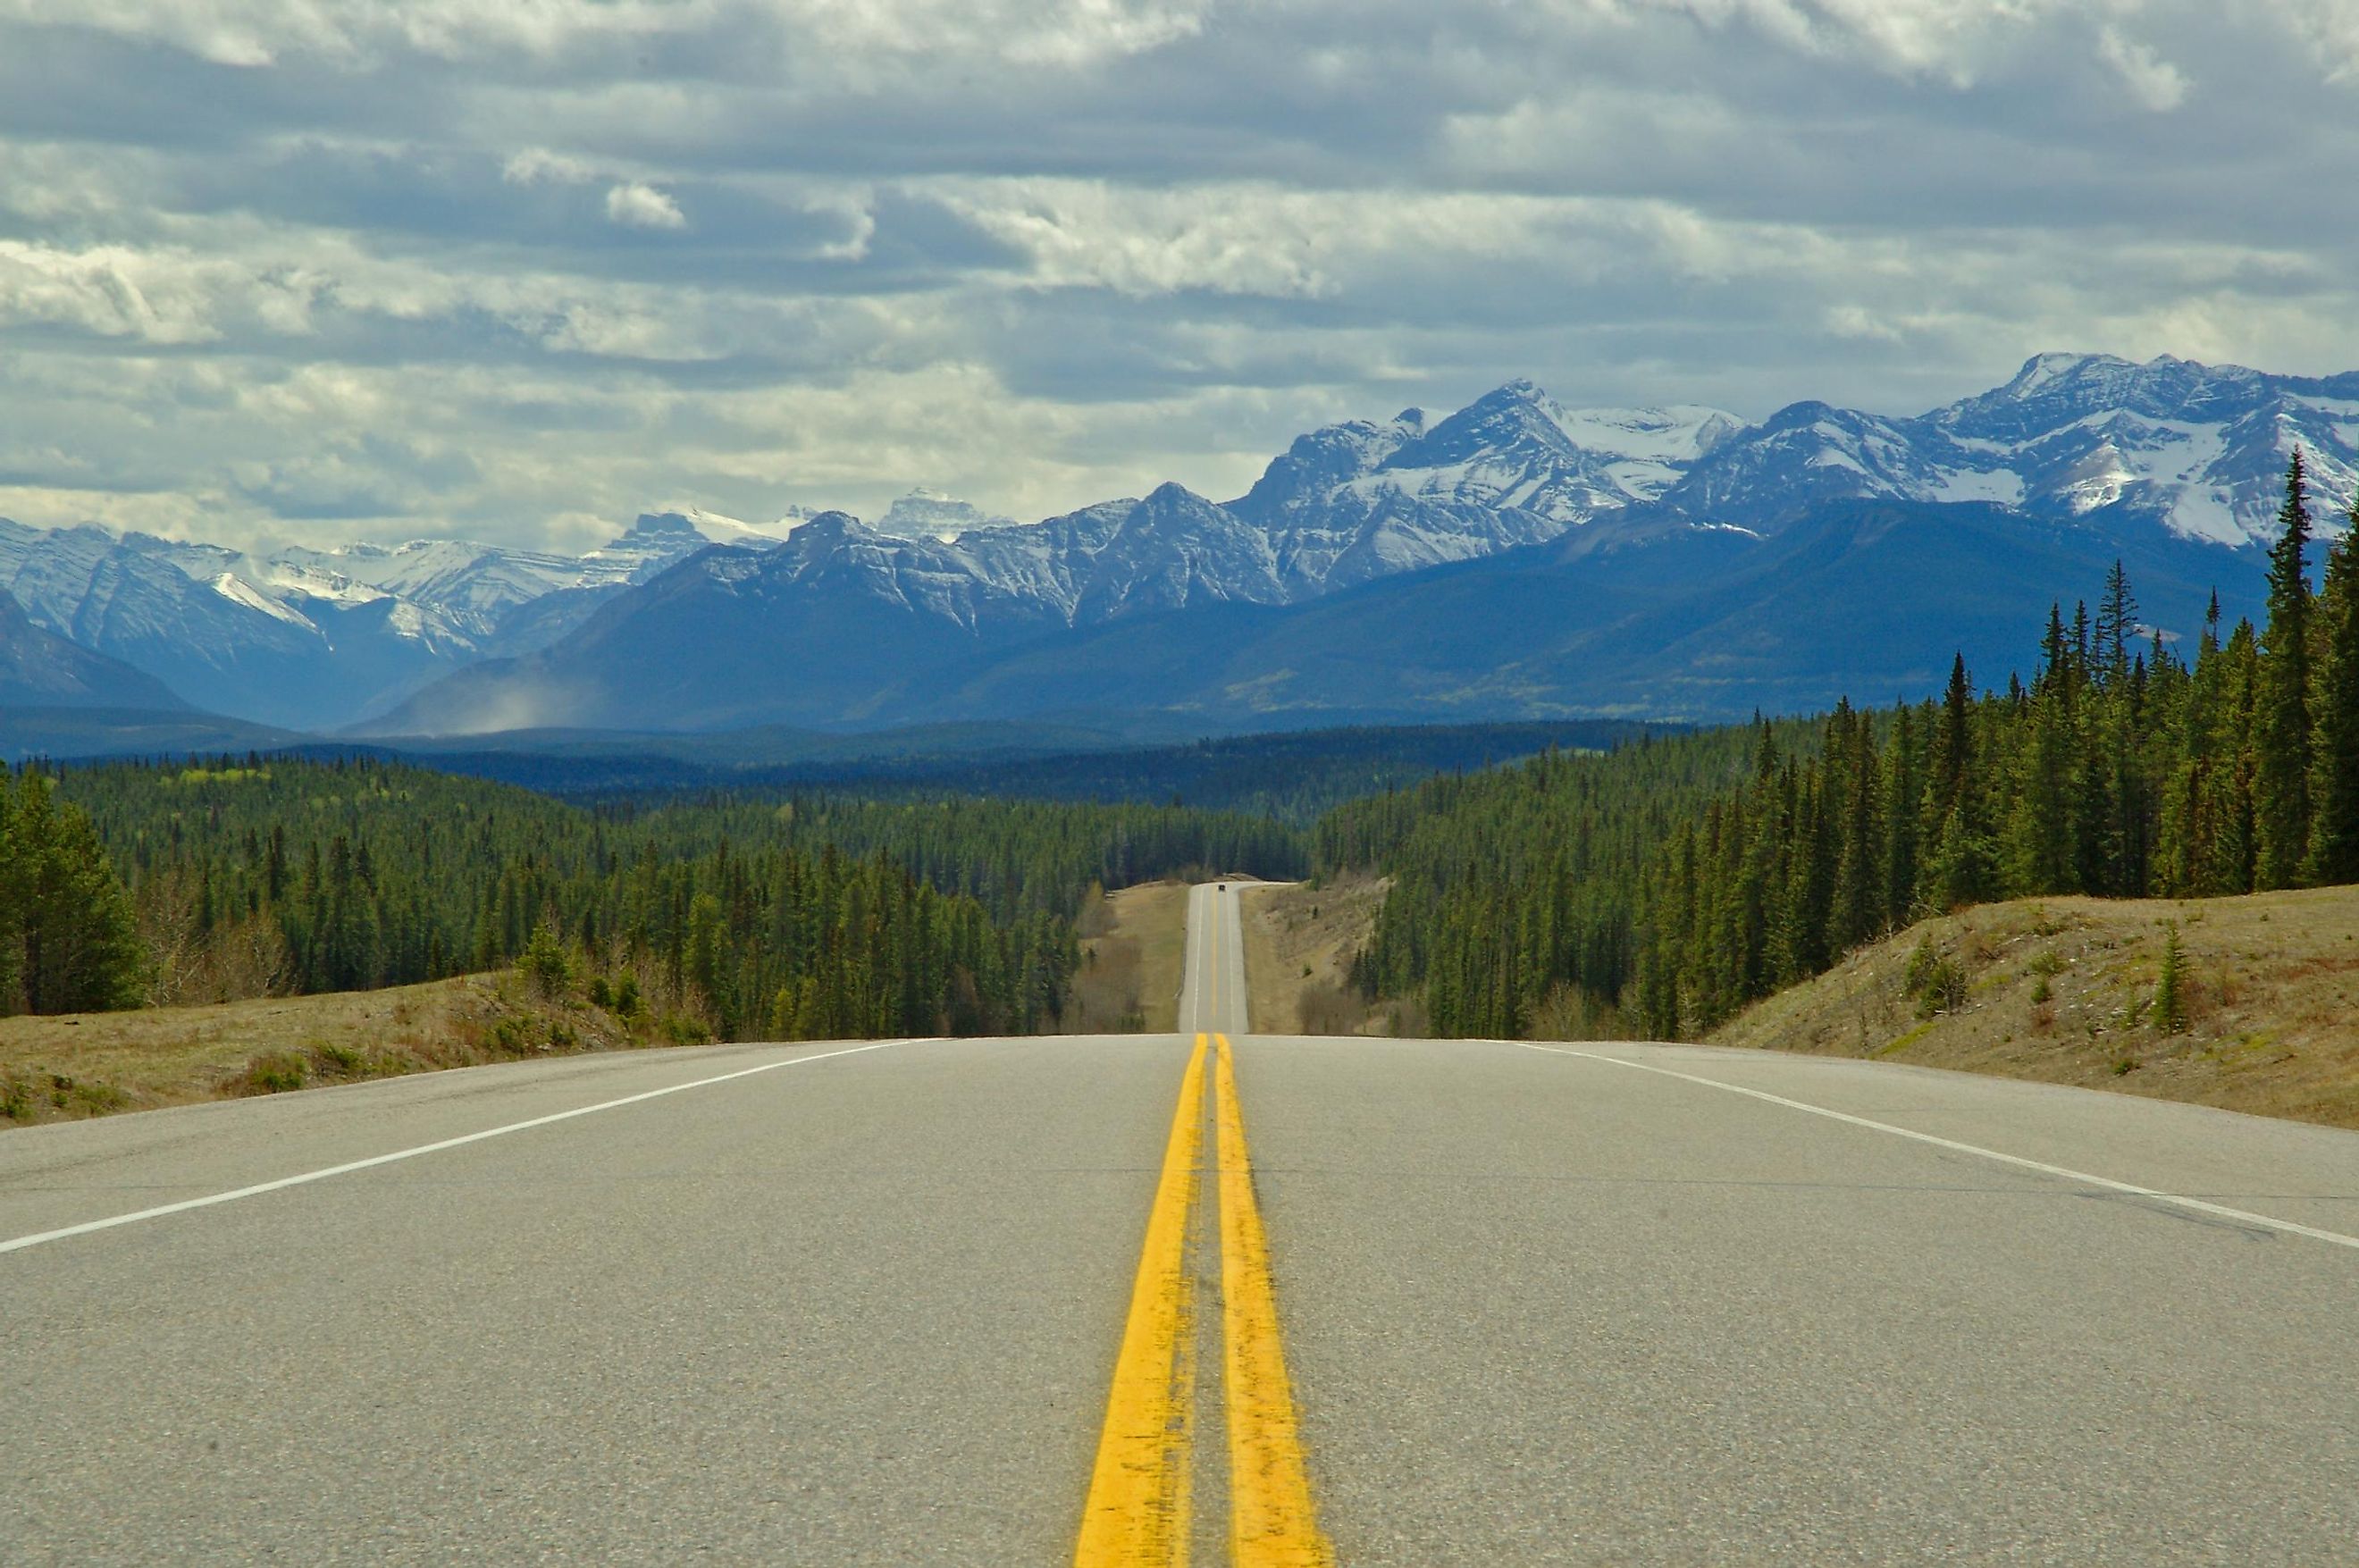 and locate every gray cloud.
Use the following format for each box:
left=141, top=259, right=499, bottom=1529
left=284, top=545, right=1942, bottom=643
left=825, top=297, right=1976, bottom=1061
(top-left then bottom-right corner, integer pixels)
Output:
left=0, top=0, right=2354, bottom=550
